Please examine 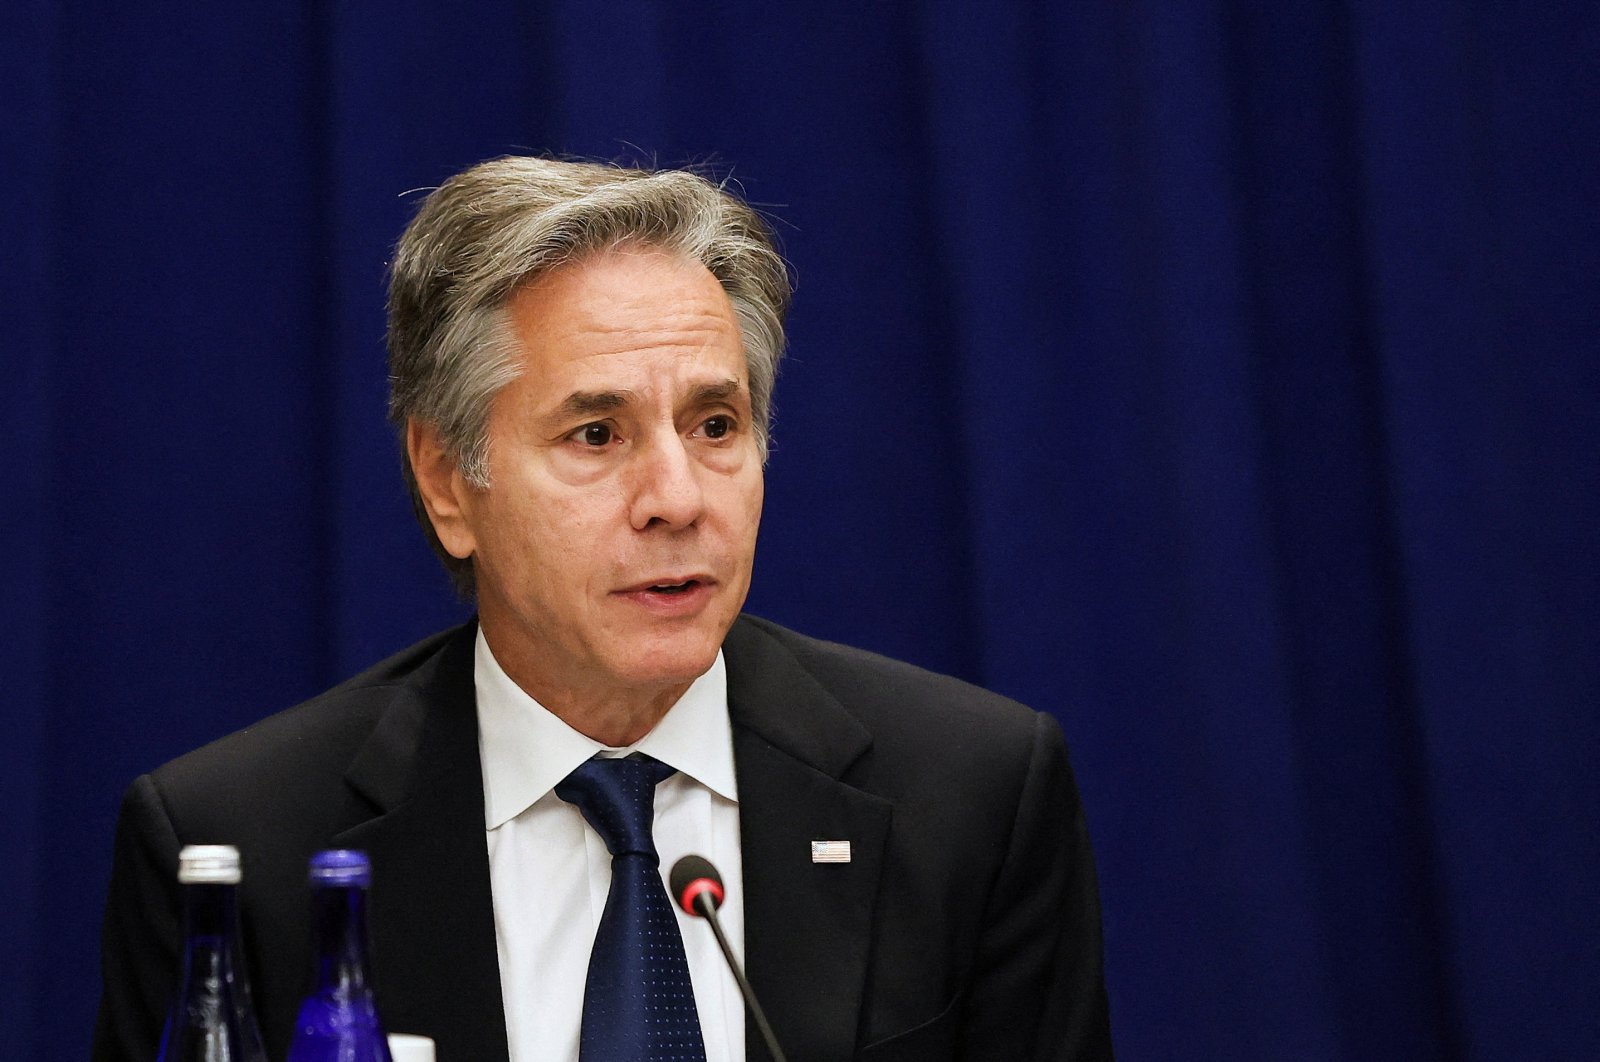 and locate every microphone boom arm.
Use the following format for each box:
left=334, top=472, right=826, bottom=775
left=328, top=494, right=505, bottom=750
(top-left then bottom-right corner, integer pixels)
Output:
left=691, top=891, right=790, bottom=1062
